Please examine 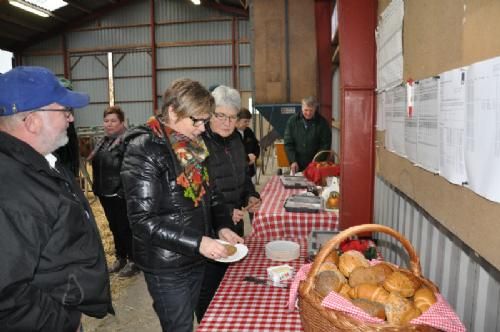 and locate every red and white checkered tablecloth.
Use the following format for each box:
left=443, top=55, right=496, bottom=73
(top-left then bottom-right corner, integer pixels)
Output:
left=196, top=237, right=308, bottom=332
left=250, top=176, right=338, bottom=239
